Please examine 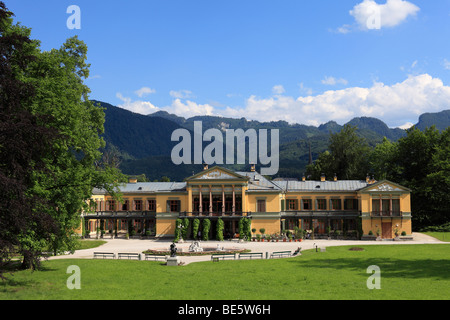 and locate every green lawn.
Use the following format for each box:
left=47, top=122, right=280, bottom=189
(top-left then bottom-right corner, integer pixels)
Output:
left=1, top=244, right=449, bottom=300
left=422, top=232, right=450, bottom=242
